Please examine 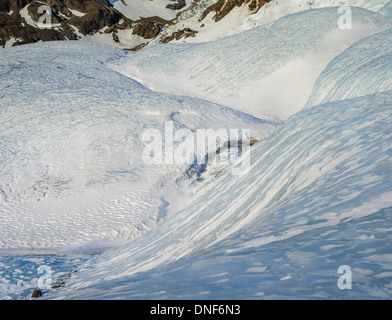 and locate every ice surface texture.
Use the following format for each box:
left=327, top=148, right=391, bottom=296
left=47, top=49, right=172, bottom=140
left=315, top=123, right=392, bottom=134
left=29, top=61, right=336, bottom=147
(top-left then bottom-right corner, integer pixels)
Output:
left=1, top=5, right=392, bottom=300
left=49, top=24, right=392, bottom=299
left=0, top=41, right=278, bottom=250
left=112, top=7, right=392, bottom=120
